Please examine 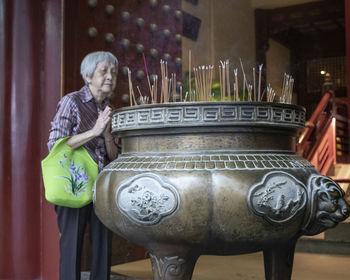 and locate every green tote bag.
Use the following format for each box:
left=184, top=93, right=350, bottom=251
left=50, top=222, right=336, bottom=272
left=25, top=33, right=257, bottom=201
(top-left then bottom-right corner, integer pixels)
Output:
left=41, top=137, right=98, bottom=208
